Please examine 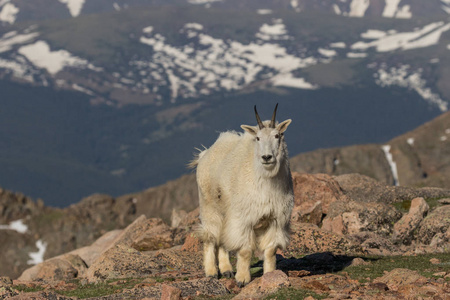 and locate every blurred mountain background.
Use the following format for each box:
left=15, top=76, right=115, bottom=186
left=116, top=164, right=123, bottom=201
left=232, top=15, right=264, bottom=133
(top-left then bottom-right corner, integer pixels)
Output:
left=1, top=0, right=450, bottom=206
